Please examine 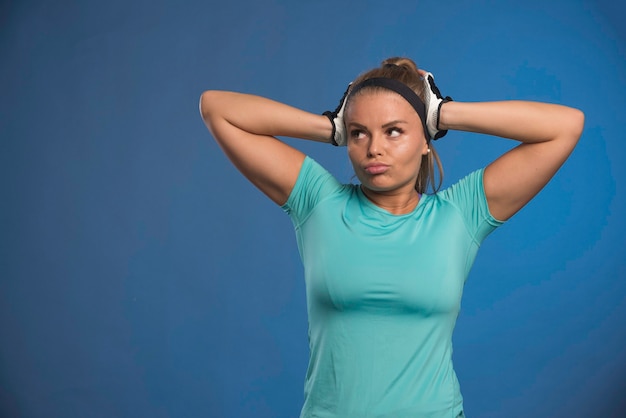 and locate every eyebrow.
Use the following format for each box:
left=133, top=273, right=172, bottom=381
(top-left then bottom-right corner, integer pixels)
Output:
left=347, top=120, right=409, bottom=129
